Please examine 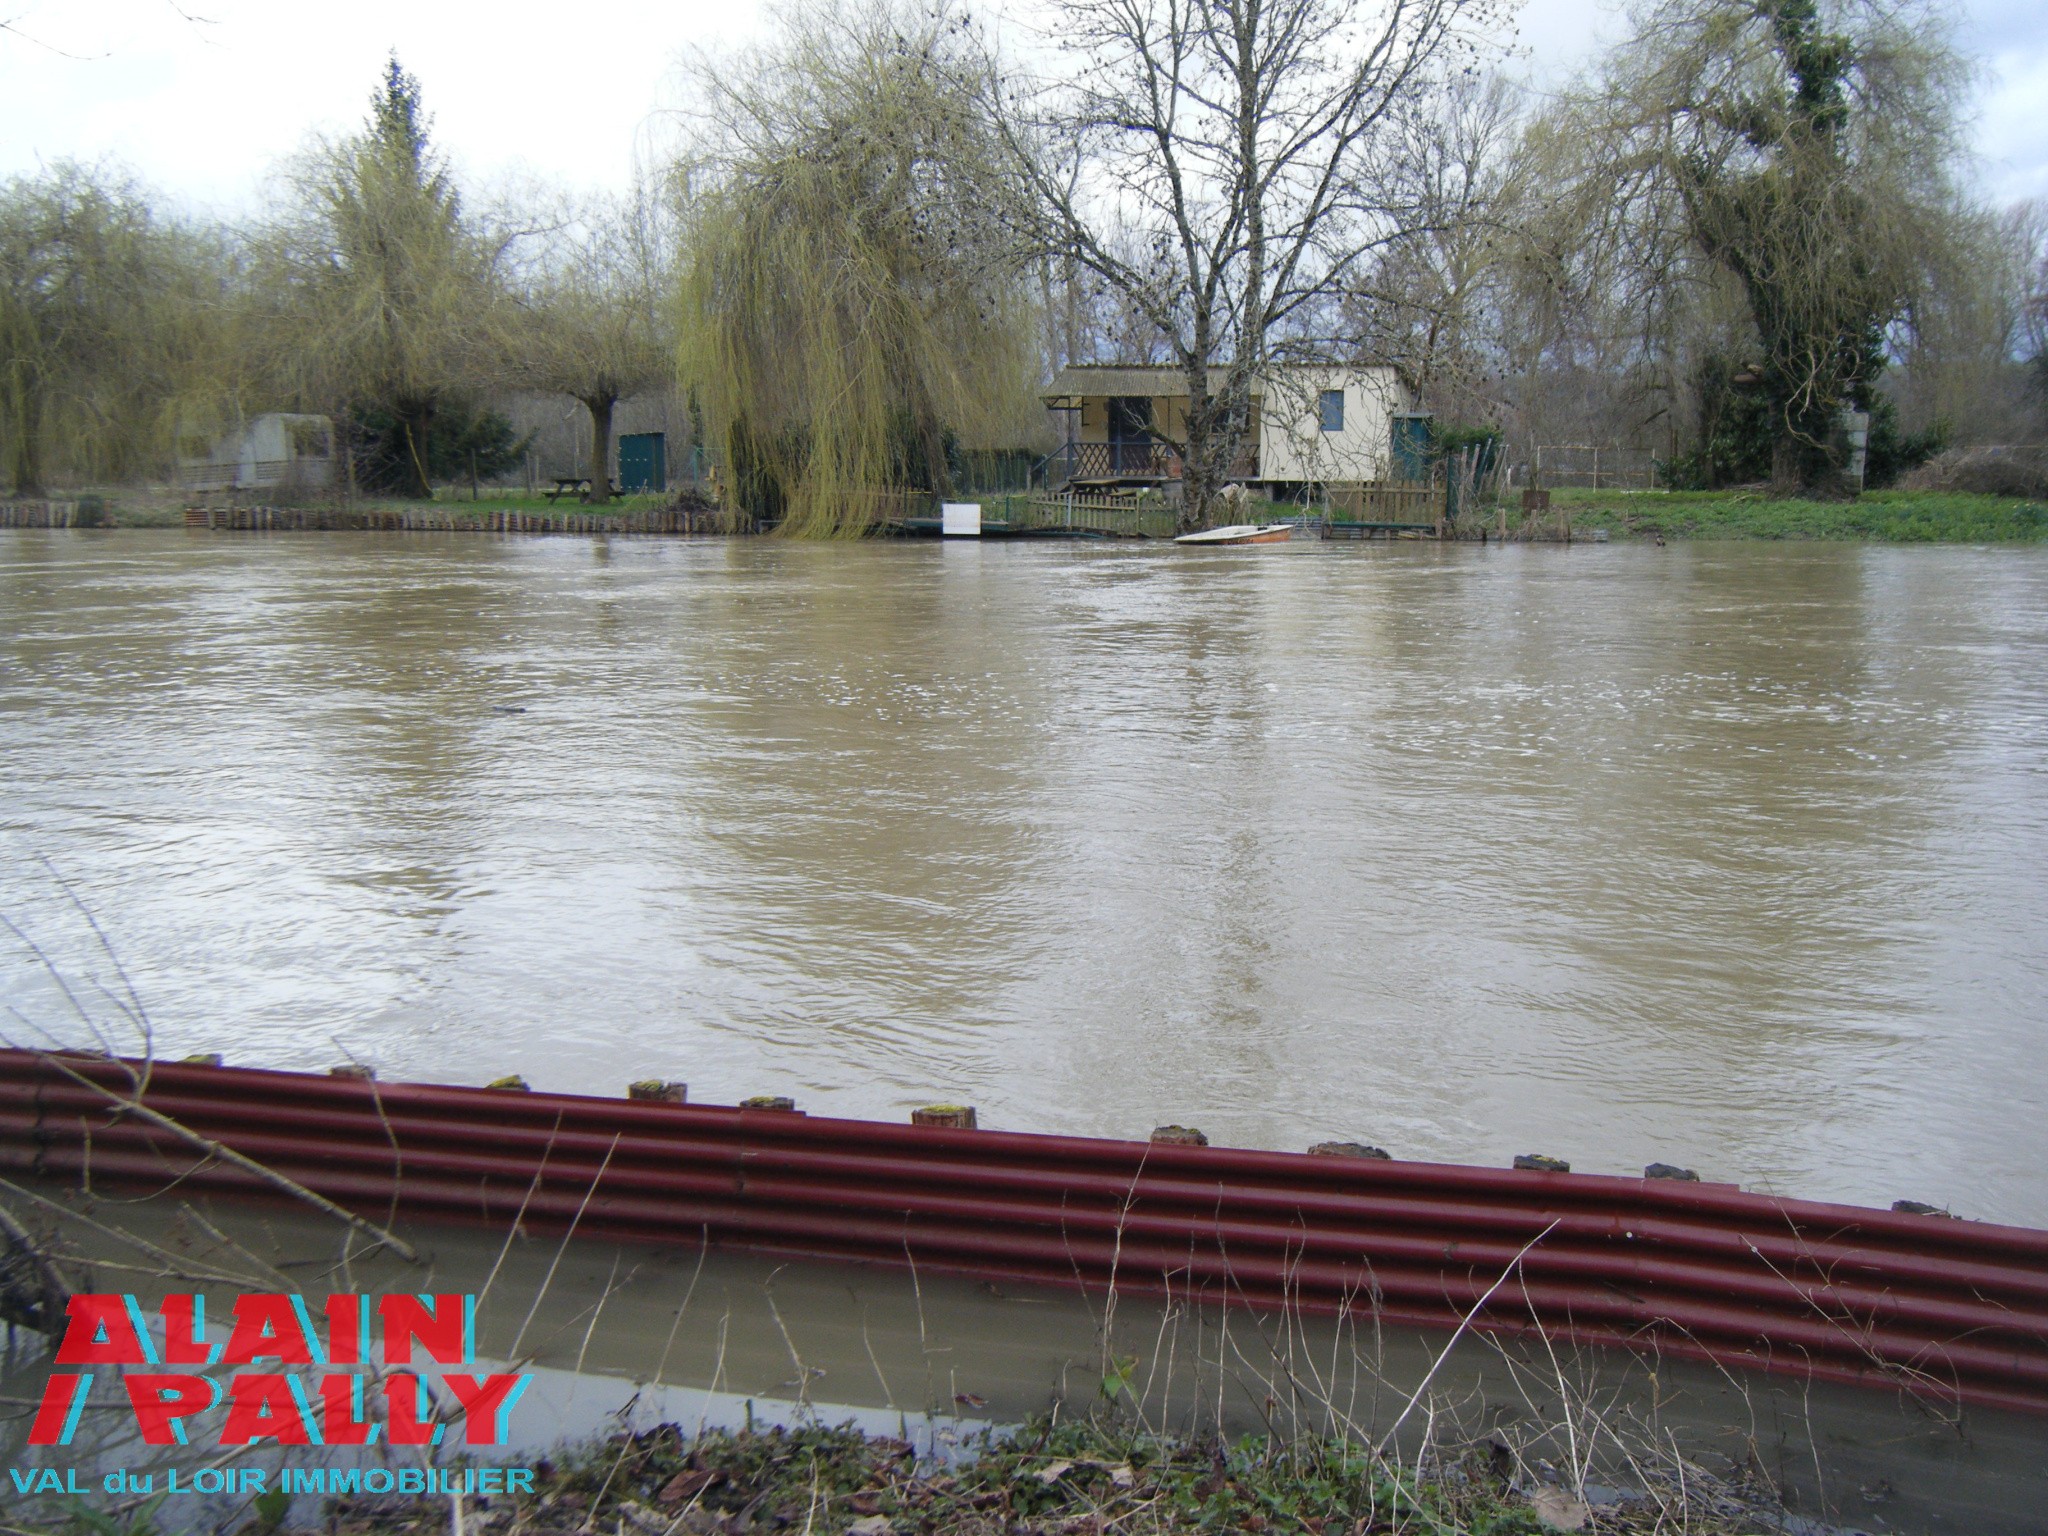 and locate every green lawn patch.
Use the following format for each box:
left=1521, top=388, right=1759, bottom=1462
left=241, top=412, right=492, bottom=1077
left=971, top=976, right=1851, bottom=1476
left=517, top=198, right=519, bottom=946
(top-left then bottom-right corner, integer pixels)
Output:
left=1551, top=487, right=2048, bottom=543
